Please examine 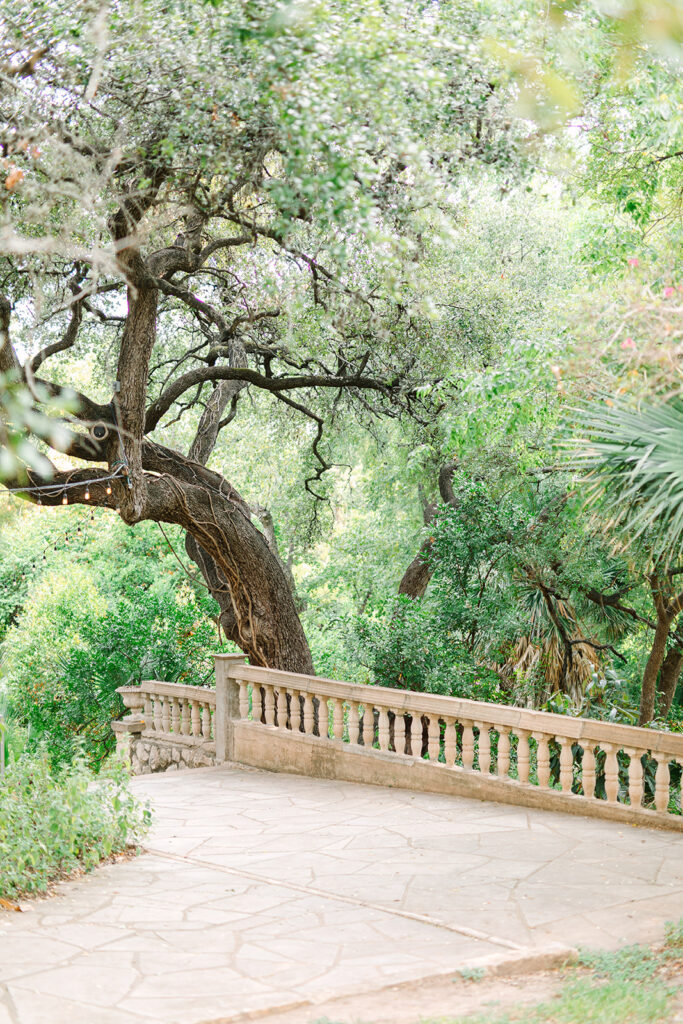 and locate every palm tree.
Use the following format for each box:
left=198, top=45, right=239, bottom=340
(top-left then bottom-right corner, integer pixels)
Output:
left=576, top=398, right=683, bottom=724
